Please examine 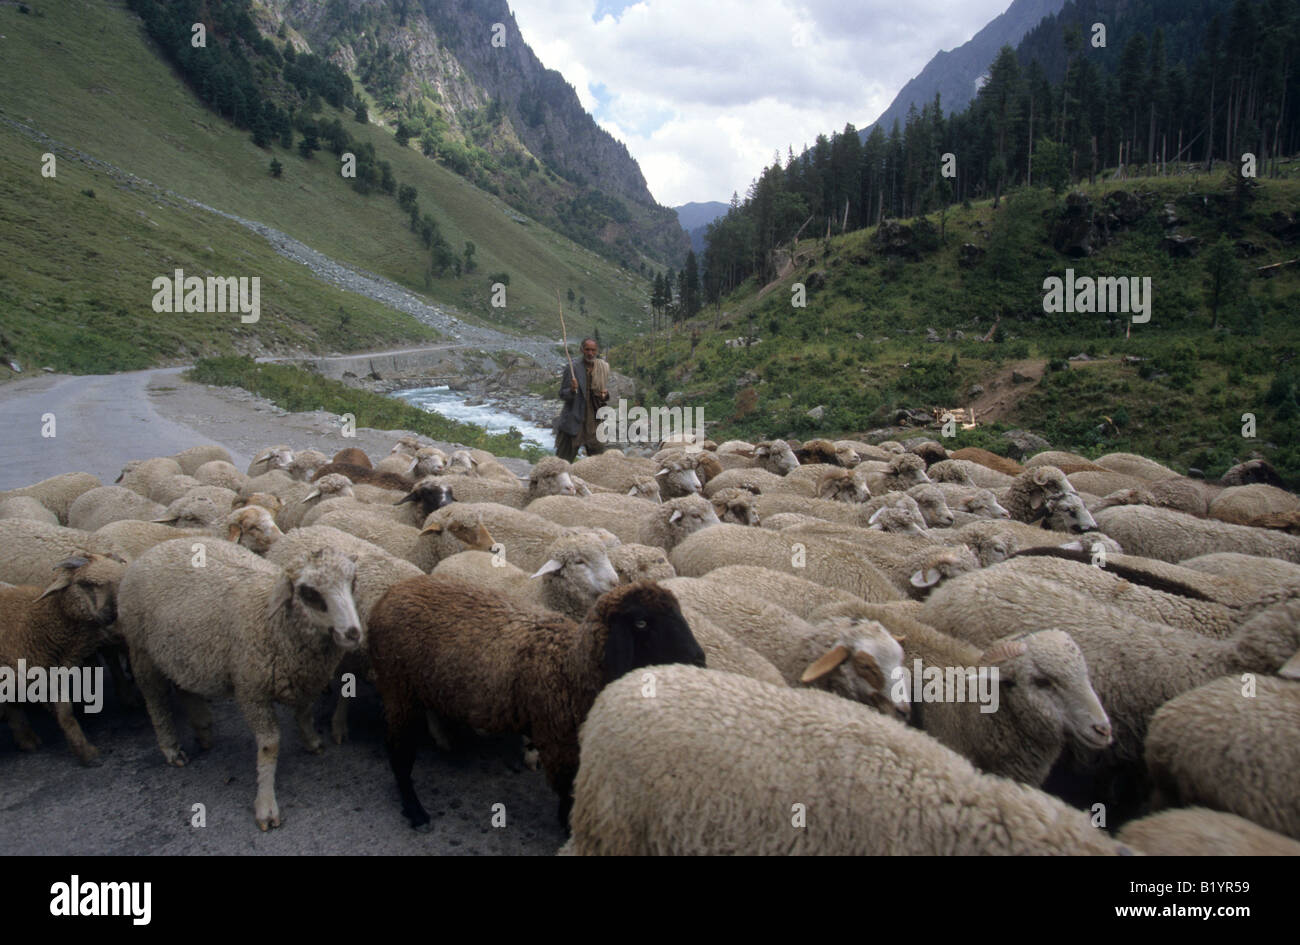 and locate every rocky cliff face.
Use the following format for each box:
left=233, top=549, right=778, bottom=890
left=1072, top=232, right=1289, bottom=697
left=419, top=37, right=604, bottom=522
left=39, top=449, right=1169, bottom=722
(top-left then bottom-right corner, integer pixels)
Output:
left=258, top=0, right=687, bottom=265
